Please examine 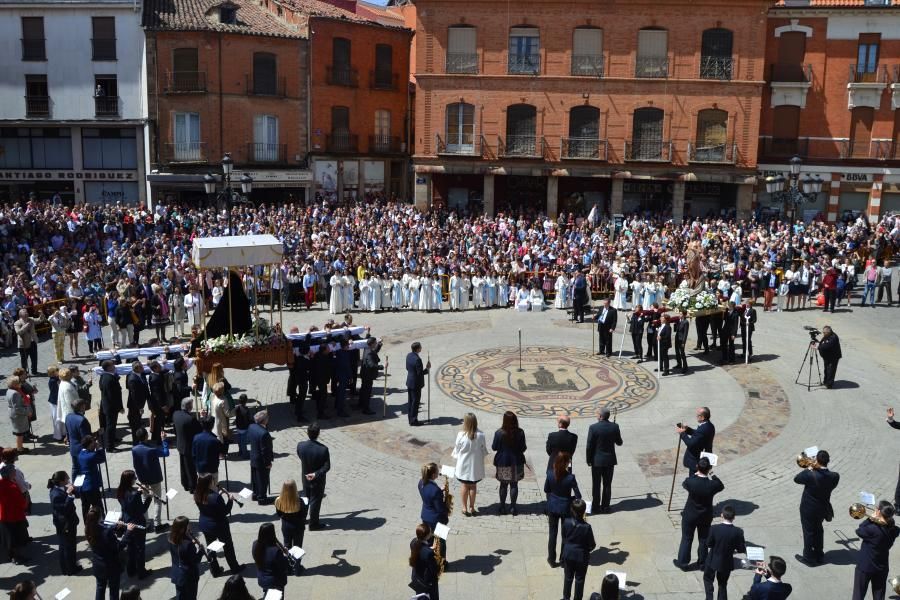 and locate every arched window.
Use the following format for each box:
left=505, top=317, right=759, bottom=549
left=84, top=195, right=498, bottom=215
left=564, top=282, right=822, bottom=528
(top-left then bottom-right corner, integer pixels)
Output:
left=508, top=27, right=540, bottom=74
left=445, top=102, right=474, bottom=154
left=636, top=28, right=667, bottom=78
left=700, top=28, right=733, bottom=80
left=504, top=104, right=537, bottom=156
left=631, top=107, right=664, bottom=159
left=252, top=52, right=277, bottom=95
left=693, top=109, right=728, bottom=161
left=566, top=106, right=601, bottom=158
